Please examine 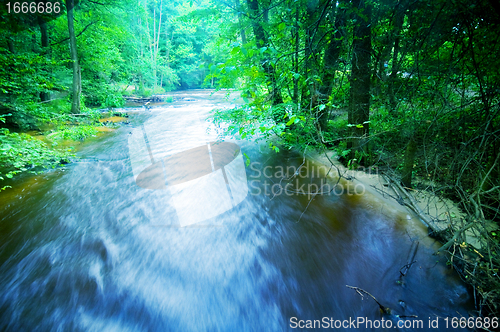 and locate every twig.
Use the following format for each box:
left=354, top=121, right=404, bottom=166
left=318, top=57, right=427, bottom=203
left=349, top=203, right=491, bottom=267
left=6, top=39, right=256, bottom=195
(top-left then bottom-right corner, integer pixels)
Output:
left=383, top=173, right=435, bottom=229
left=346, top=285, right=391, bottom=314
left=435, top=222, right=474, bottom=254
left=400, top=241, right=419, bottom=277
left=51, top=22, right=96, bottom=46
